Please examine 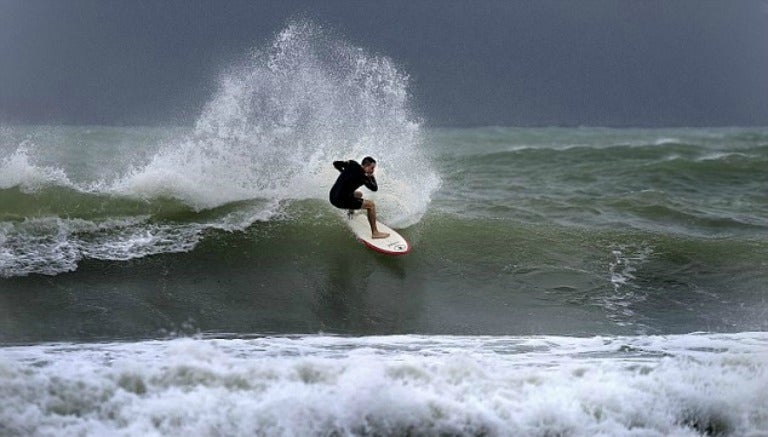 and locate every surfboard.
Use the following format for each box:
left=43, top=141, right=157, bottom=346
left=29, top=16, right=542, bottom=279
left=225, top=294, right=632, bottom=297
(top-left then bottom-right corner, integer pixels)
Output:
left=345, top=210, right=410, bottom=255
